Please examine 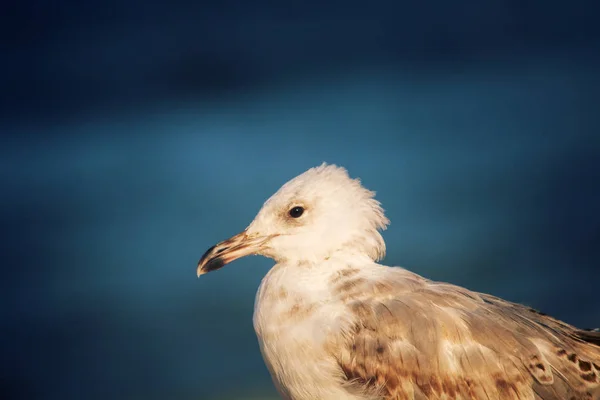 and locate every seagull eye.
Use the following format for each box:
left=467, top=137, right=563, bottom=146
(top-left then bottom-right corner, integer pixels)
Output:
left=288, top=206, right=304, bottom=218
